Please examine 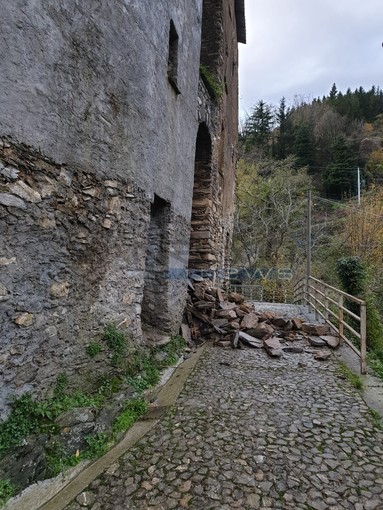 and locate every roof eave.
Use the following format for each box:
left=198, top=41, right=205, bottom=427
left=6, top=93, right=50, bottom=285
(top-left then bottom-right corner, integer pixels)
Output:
left=235, top=0, right=246, bottom=44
